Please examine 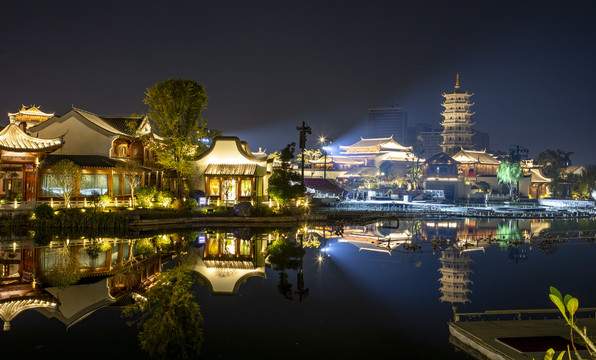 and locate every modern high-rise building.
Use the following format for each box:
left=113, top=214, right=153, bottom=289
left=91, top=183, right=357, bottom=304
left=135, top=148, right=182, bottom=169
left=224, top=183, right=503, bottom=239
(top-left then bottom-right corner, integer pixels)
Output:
left=368, top=104, right=408, bottom=144
left=472, top=130, right=490, bottom=152
left=419, top=130, right=443, bottom=157
left=440, top=74, right=475, bottom=154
